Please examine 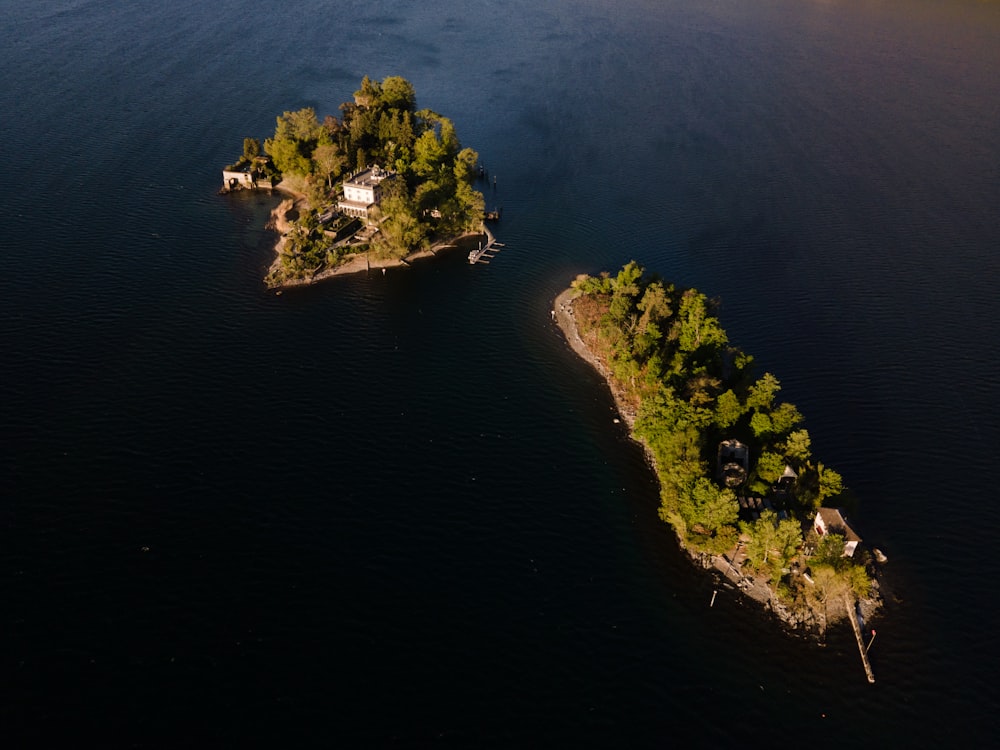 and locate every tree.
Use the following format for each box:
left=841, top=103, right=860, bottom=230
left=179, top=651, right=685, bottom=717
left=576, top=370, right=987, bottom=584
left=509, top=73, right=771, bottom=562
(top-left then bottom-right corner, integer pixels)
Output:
left=679, top=477, right=738, bottom=535
left=265, top=108, right=328, bottom=176
left=312, top=142, right=347, bottom=188
left=746, top=373, right=781, bottom=412
left=750, top=410, right=773, bottom=439
left=353, top=75, right=381, bottom=107
left=755, top=450, right=785, bottom=485
left=411, top=127, right=449, bottom=179
left=608, top=261, right=643, bottom=324
left=369, top=182, right=426, bottom=259
left=783, top=429, right=812, bottom=462
left=741, top=510, right=802, bottom=571
left=769, top=401, right=804, bottom=439
left=242, top=137, right=261, bottom=161
left=379, top=76, right=417, bottom=111
left=266, top=136, right=312, bottom=176
left=713, top=389, right=744, bottom=429
left=672, top=289, right=727, bottom=353
left=816, top=463, right=844, bottom=502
